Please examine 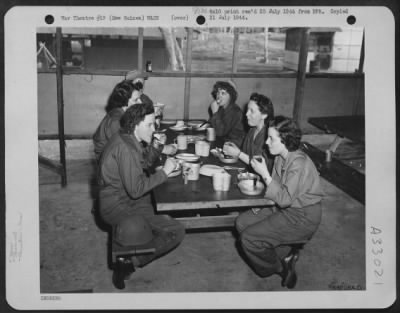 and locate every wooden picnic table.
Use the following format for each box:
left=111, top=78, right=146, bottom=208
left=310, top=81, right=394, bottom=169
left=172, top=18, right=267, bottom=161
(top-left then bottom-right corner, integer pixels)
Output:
left=153, top=121, right=273, bottom=229
left=304, top=115, right=365, bottom=204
